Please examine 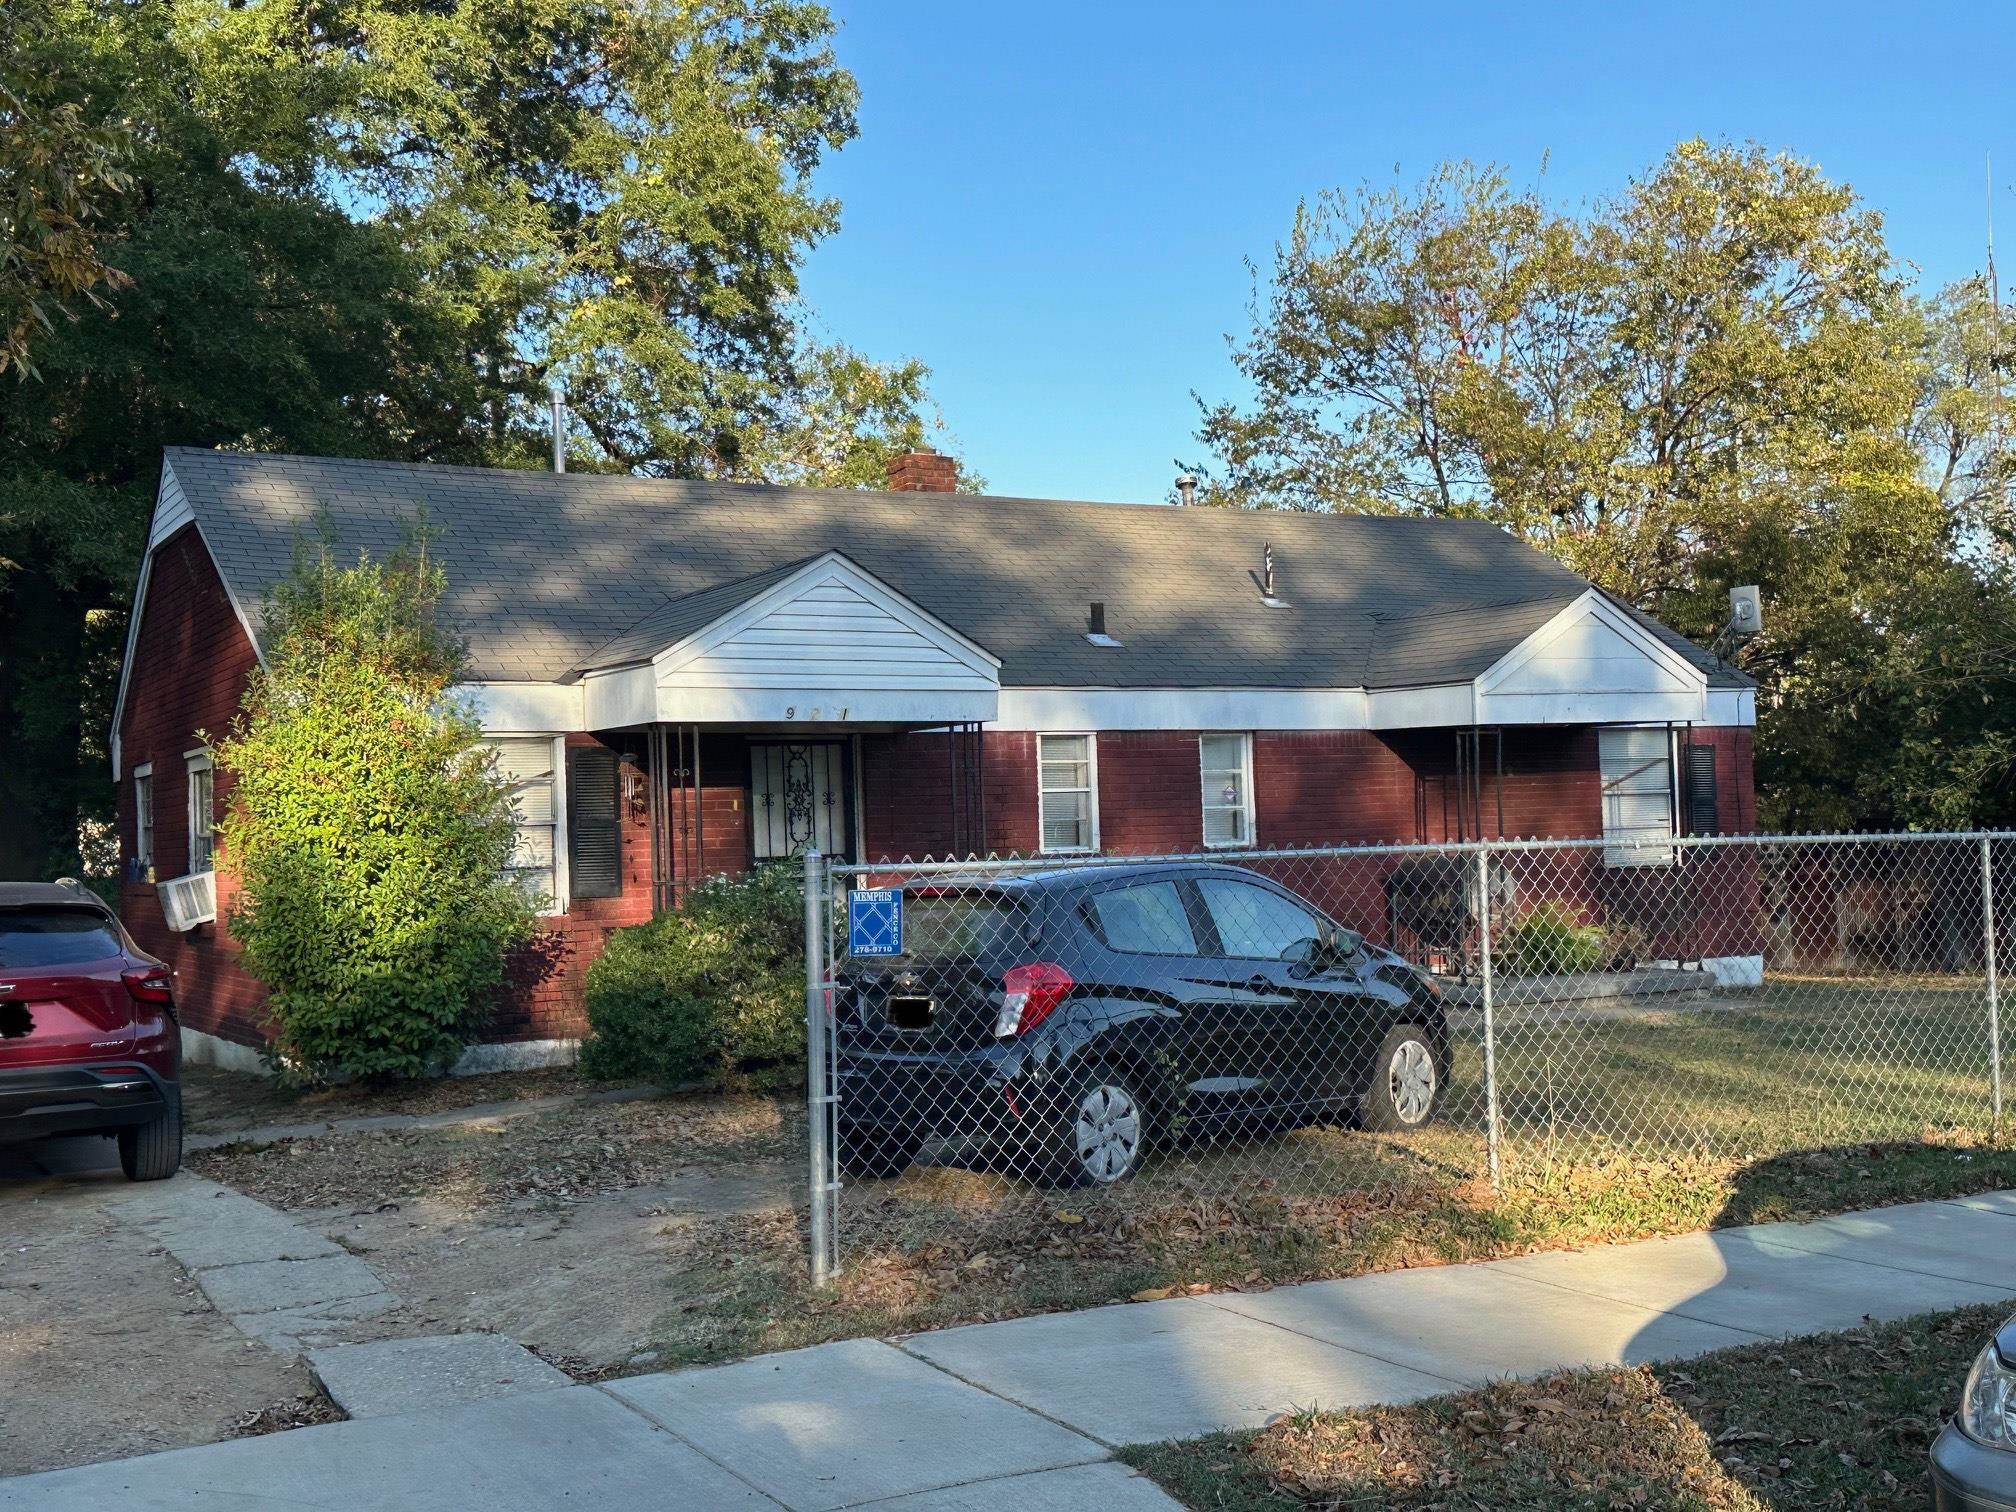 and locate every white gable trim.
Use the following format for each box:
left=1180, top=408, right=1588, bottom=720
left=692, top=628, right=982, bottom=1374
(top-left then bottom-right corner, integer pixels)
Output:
left=574, top=551, right=1002, bottom=728
left=109, top=460, right=267, bottom=779
left=1479, top=589, right=1707, bottom=698
left=650, top=551, right=1001, bottom=680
